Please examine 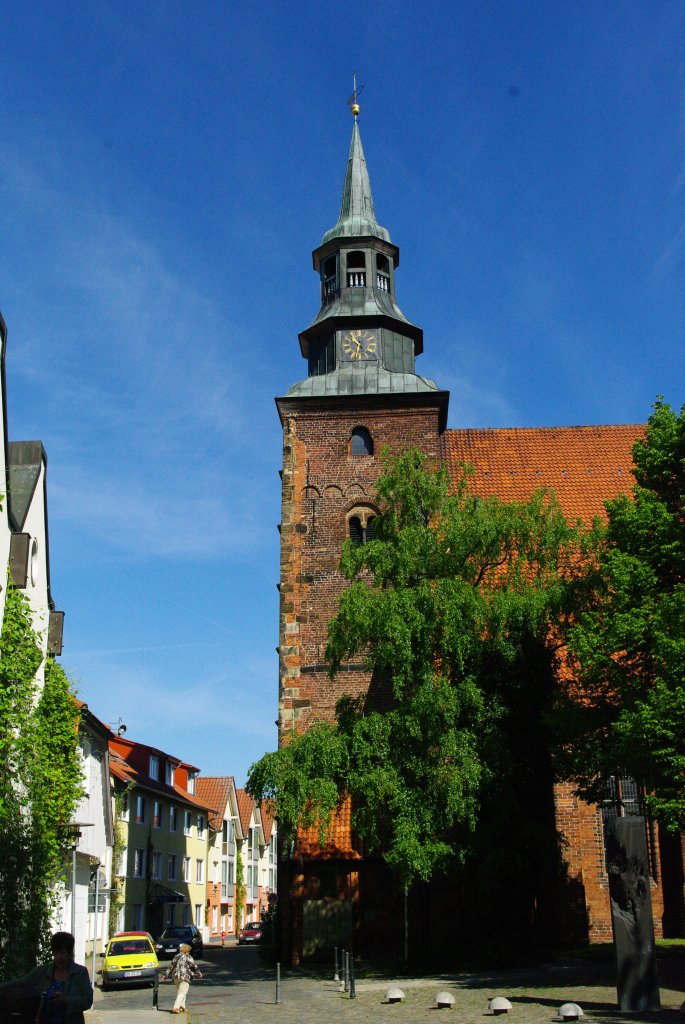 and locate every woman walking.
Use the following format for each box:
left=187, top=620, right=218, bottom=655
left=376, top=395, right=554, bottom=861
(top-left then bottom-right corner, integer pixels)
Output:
left=163, top=942, right=202, bottom=1014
